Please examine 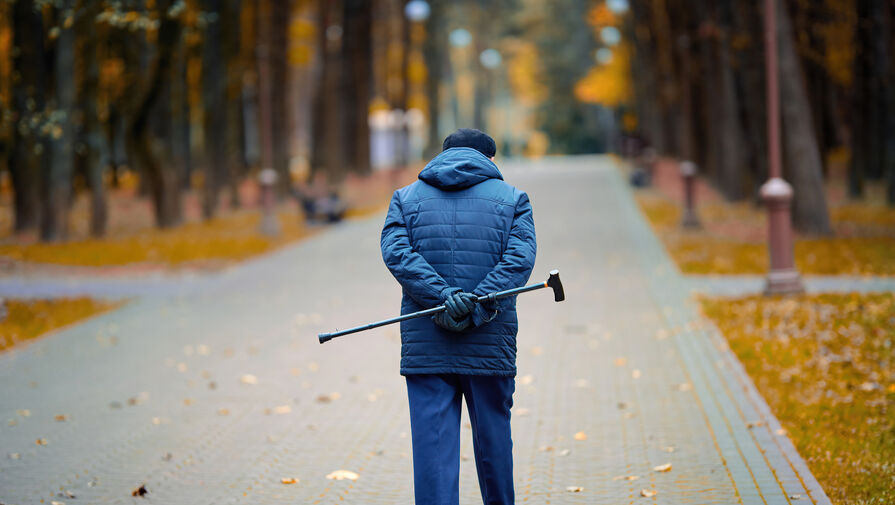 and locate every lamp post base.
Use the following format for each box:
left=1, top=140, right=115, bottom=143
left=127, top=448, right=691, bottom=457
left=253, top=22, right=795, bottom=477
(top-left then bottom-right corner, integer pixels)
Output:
left=764, top=268, right=804, bottom=295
